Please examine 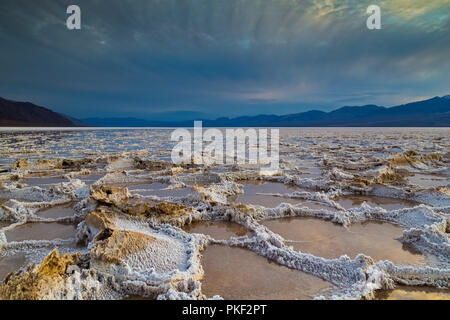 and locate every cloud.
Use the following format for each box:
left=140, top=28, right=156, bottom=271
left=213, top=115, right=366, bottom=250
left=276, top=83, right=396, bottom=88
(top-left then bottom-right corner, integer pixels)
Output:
left=382, top=0, right=450, bottom=20
left=0, top=0, right=448, bottom=118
